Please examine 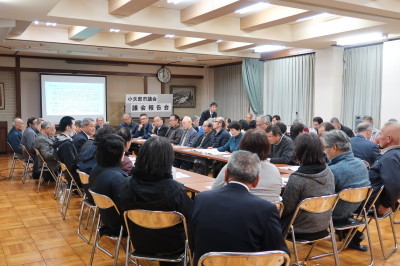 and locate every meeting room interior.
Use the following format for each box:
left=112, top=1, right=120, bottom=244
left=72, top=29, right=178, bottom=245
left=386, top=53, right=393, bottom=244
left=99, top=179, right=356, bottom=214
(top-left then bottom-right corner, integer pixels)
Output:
left=1, top=0, right=400, bottom=265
